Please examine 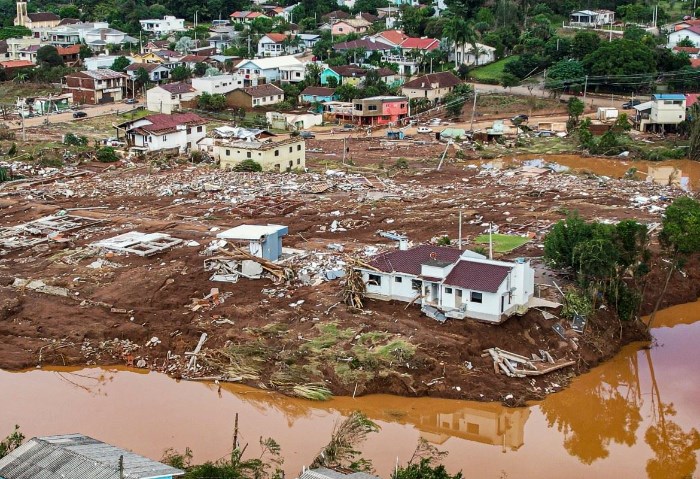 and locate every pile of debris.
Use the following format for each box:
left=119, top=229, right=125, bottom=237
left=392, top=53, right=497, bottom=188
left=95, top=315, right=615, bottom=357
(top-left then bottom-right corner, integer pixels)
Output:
left=483, top=347, right=575, bottom=378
